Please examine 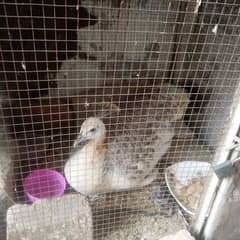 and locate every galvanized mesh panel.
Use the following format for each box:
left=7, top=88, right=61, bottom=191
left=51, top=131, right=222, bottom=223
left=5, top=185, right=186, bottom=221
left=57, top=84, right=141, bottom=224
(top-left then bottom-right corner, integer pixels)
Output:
left=0, top=0, right=240, bottom=239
